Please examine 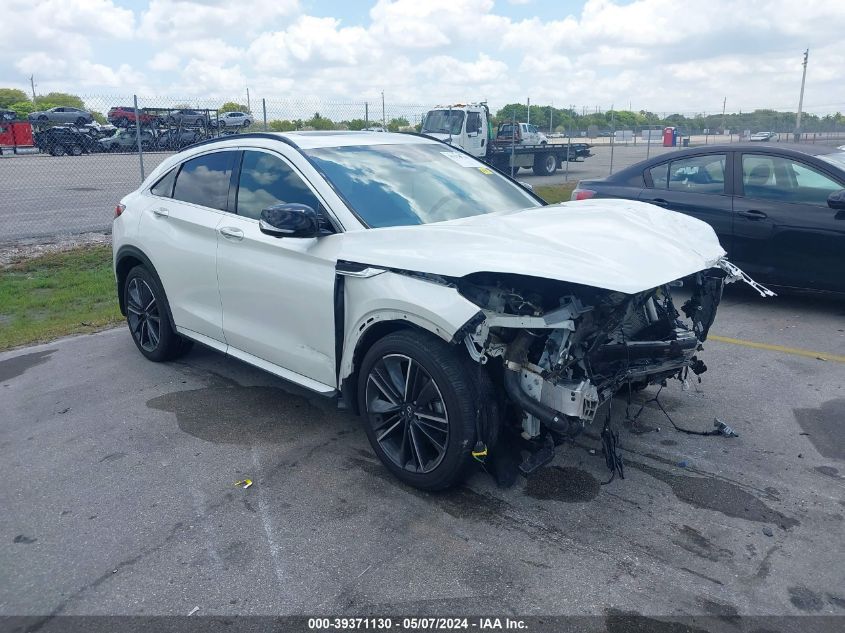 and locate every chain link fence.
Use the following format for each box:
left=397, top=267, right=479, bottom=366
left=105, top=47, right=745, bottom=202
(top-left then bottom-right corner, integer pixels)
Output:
left=2, top=94, right=844, bottom=242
